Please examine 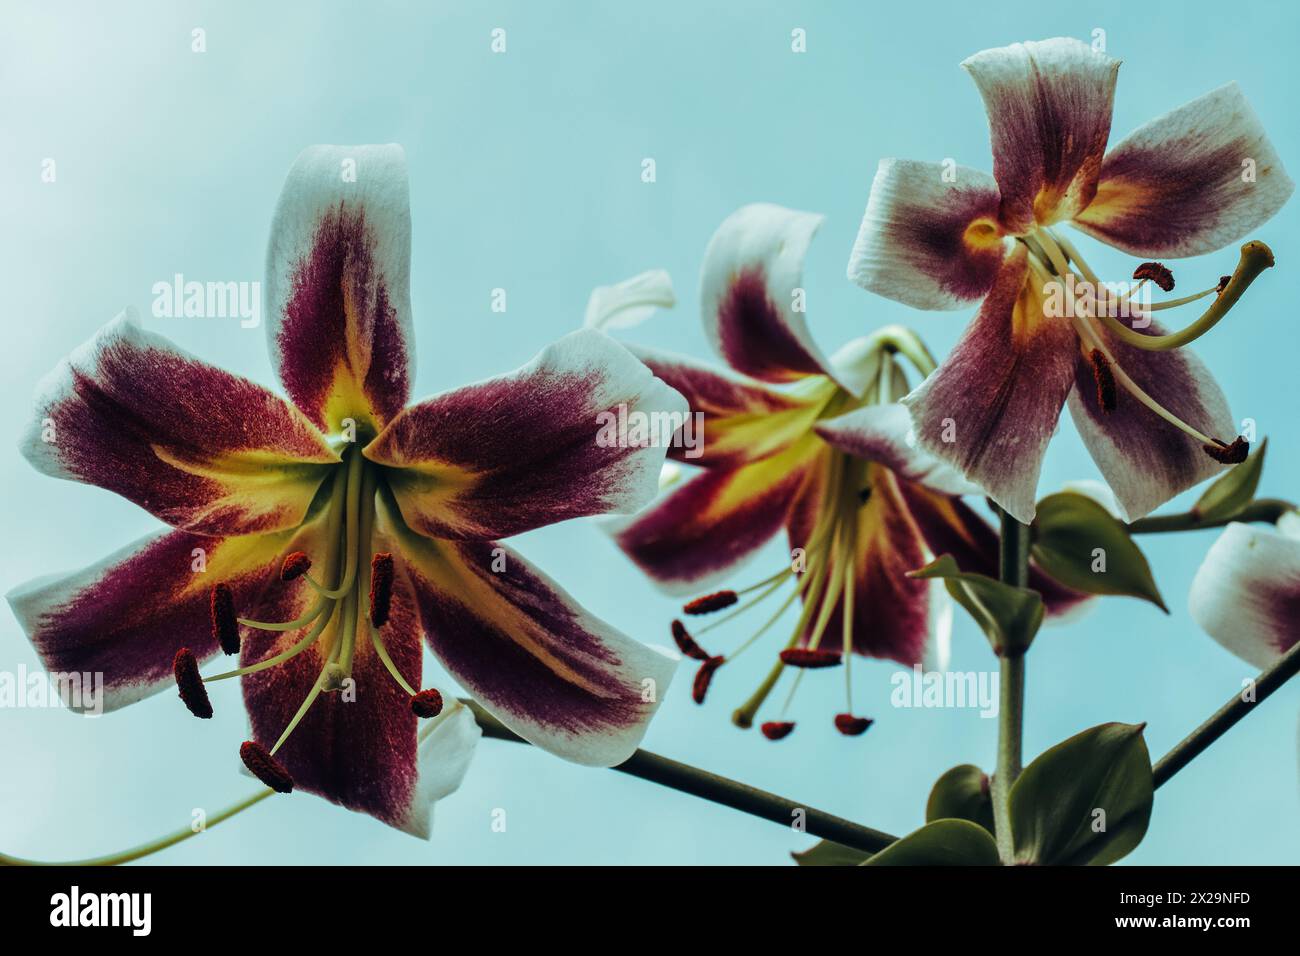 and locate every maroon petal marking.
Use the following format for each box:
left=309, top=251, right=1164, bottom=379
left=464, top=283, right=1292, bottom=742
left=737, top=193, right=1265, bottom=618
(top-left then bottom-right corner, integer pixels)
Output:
left=239, top=741, right=295, bottom=794
left=173, top=648, right=212, bottom=719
